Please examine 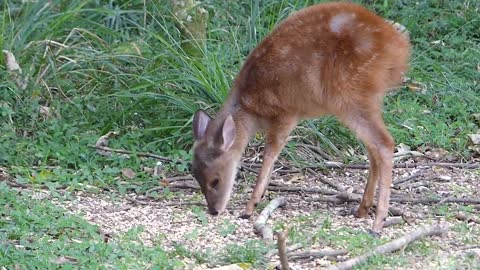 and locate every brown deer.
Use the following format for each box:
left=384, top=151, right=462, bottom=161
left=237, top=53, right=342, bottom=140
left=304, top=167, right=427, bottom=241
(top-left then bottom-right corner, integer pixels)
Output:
left=191, top=2, right=411, bottom=233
